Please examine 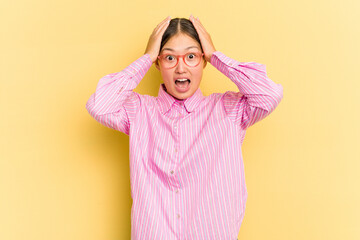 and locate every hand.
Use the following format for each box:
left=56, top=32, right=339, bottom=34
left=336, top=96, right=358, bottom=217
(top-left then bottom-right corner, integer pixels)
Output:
left=189, top=15, right=216, bottom=62
left=144, top=16, right=171, bottom=63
